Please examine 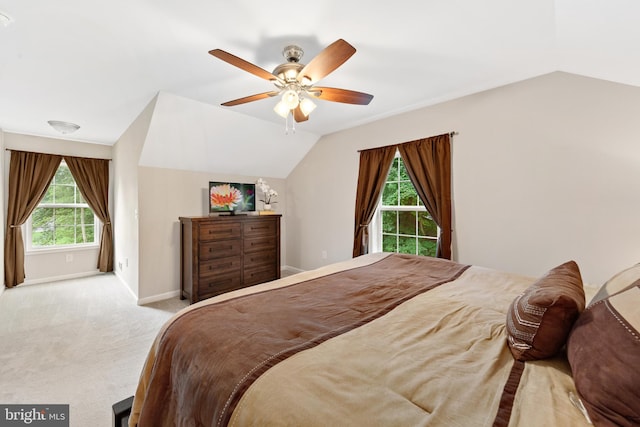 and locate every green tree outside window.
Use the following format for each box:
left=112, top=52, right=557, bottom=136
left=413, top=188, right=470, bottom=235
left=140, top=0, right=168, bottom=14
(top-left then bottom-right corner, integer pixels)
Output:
left=380, top=156, right=438, bottom=256
left=30, top=163, right=97, bottom=248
